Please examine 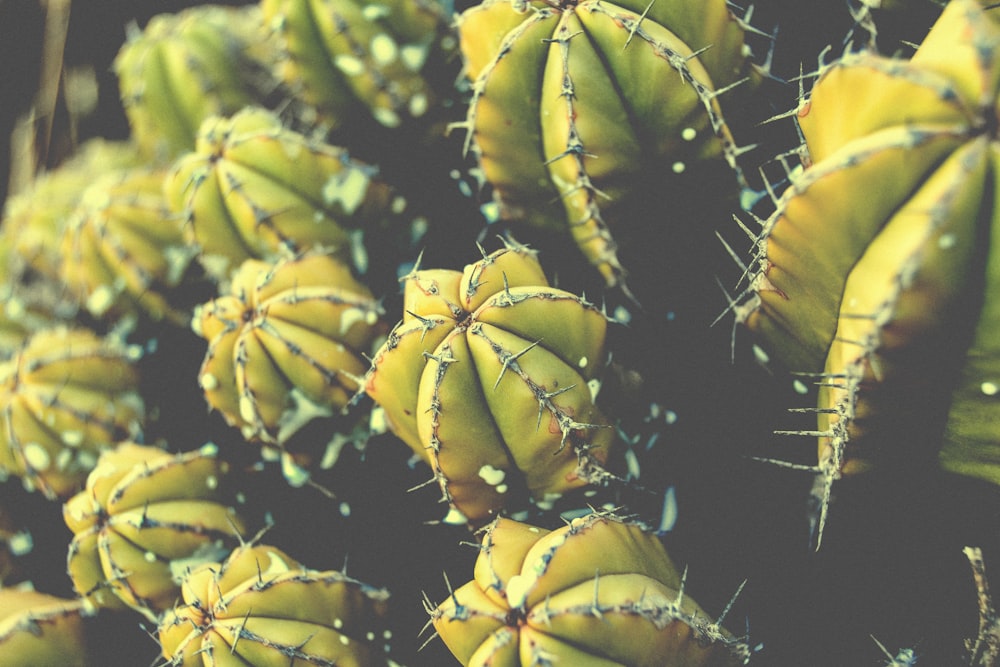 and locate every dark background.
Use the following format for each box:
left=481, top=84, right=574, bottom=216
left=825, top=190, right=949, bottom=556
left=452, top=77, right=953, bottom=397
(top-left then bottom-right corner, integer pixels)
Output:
left=0, top=1, right=994, bottom=666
